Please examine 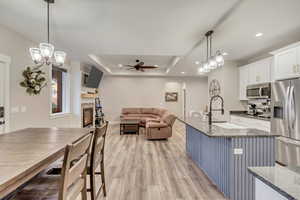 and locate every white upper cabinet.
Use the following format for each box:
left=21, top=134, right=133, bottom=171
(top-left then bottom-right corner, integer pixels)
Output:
left=271, top=42, right=300, bottom=80
left=239, top=65, right=249, bottom=100
left=239, top=57, right=272, bottom=100
left=248, top=58, right=271, bottom=85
